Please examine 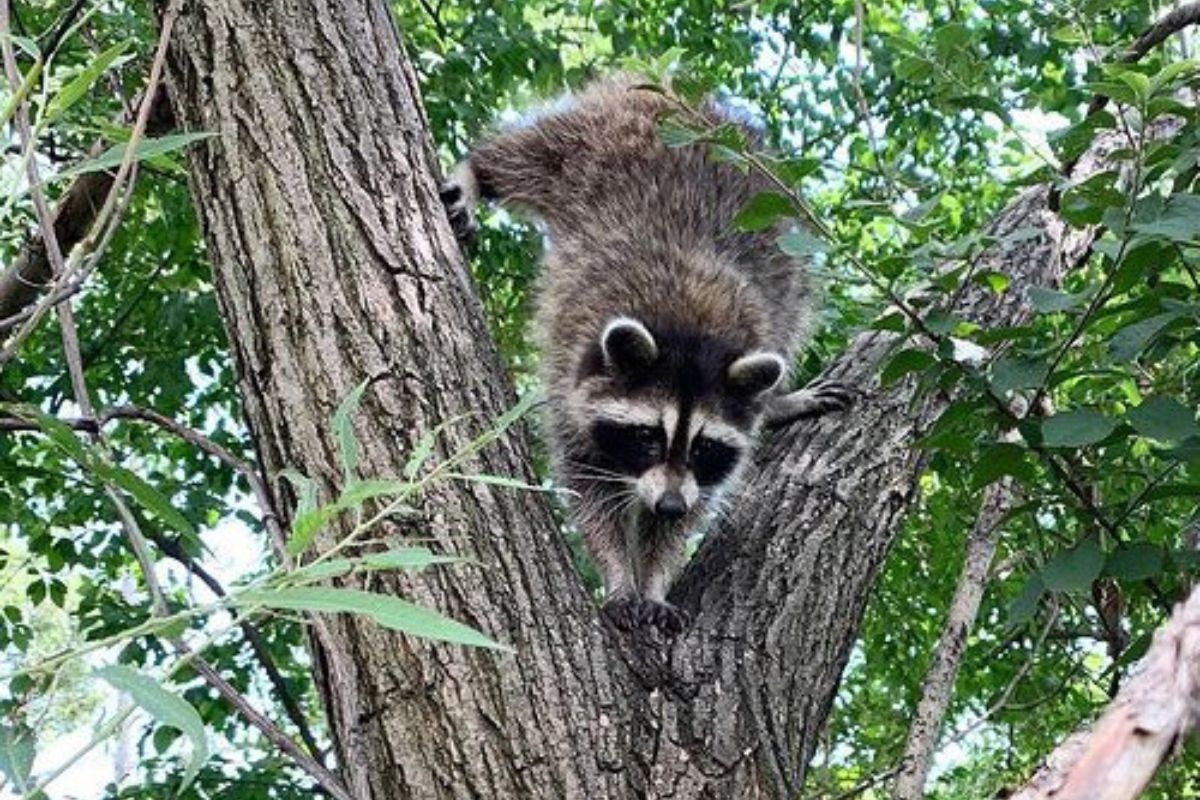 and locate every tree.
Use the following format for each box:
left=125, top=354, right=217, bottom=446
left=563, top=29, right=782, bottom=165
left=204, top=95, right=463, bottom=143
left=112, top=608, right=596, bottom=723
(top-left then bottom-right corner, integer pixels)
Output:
left=3, top=0, right=1199, bottom=798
